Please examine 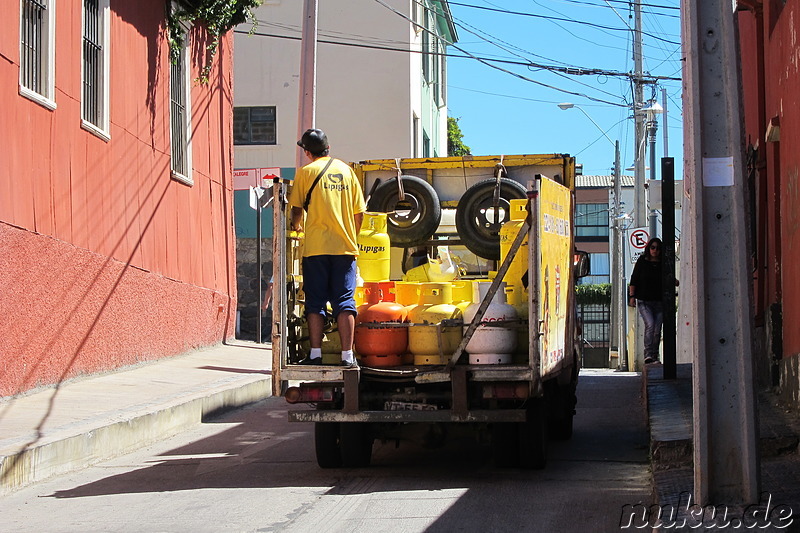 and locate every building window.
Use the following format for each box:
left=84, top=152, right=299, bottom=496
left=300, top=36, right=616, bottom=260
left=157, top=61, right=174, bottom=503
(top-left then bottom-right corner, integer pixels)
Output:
left=423, top=132, right=430, bottom=158
left=575, top=203, right=609, bottom=239
left=233, top=107, right=277, bottom=145
left=20, top=0, right=56, bottom=108
left=170, top=35, right=192, bottom=185
left=82, top=0, right=110, bottom=138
